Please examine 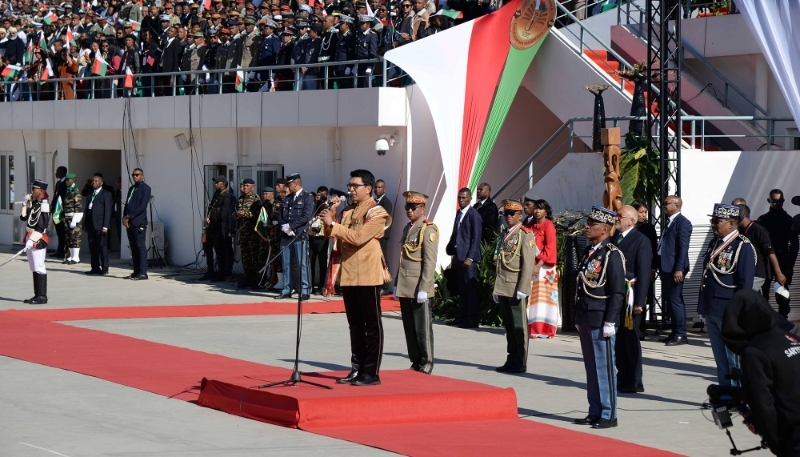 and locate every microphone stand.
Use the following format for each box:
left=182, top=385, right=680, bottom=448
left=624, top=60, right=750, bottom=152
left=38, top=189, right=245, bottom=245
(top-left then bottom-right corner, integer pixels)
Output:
left=258, top=205, right=331, bottom=390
